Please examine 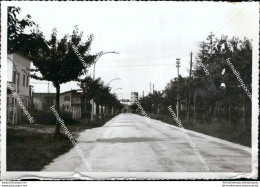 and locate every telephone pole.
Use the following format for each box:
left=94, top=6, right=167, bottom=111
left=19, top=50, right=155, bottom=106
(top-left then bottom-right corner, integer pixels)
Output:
left=176, top=58, right=181, bottom=119
left=188, top=52, right=192, bottom=122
